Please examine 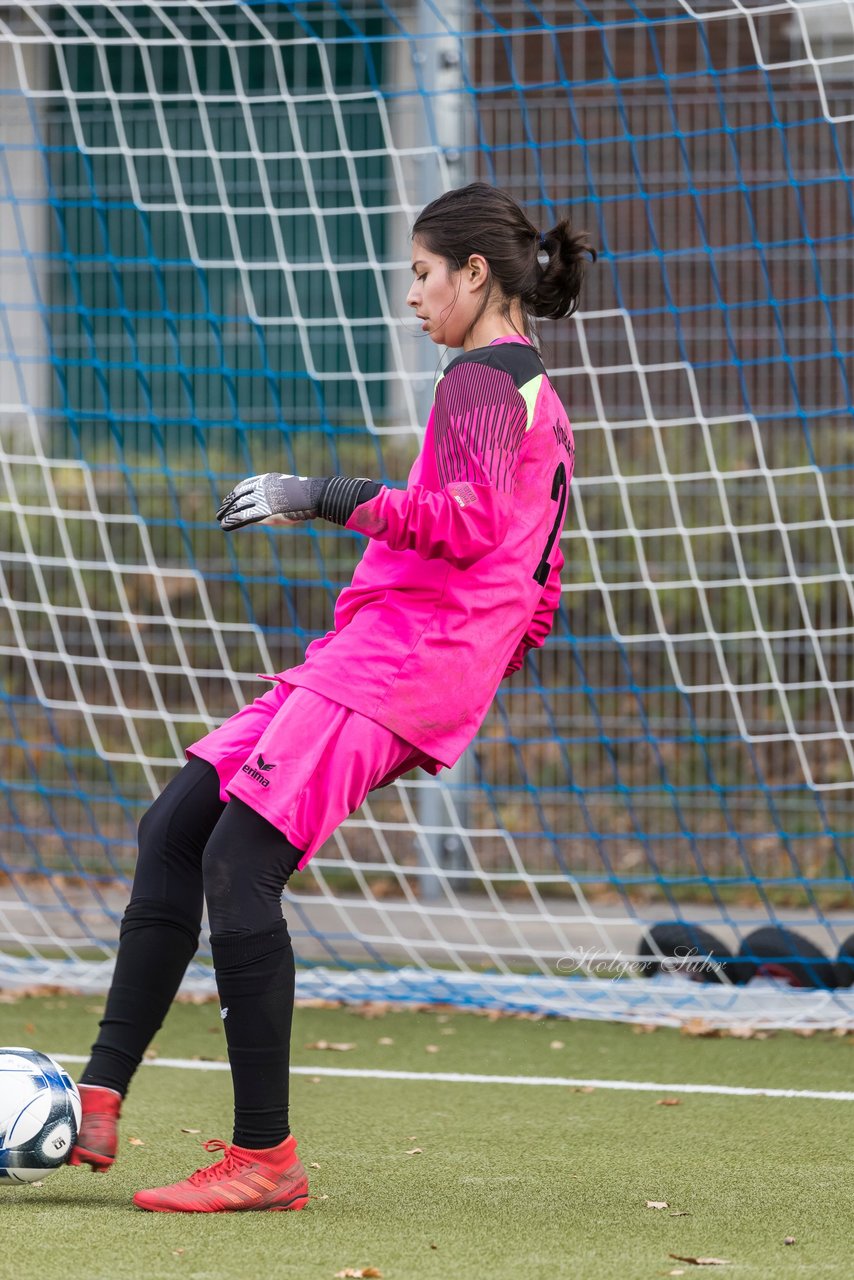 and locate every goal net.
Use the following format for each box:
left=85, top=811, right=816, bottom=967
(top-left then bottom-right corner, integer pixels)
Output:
left=1, top=0, right=852, bottom=1027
